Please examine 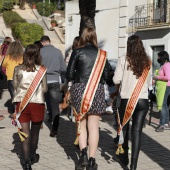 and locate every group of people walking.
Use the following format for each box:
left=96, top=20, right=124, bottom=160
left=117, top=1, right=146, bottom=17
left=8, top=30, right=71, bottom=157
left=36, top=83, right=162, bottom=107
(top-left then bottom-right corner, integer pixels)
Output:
left=0, top=26, right=169, bottom=170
